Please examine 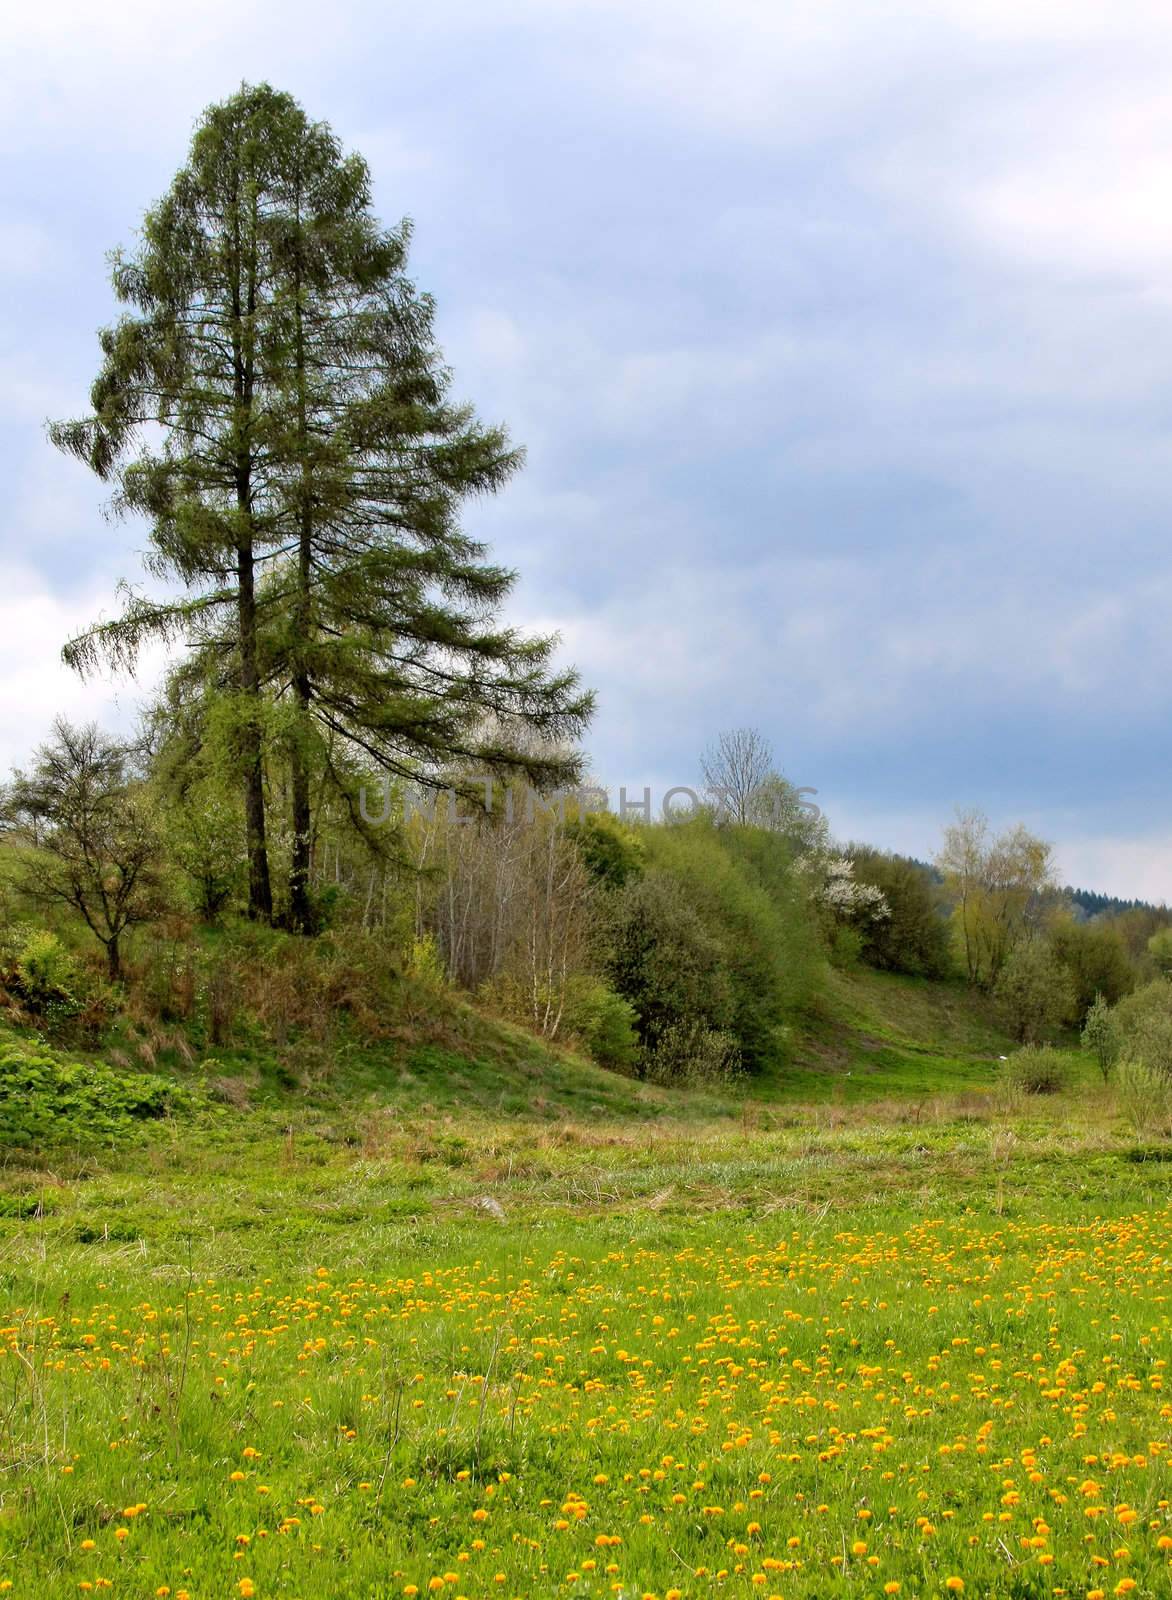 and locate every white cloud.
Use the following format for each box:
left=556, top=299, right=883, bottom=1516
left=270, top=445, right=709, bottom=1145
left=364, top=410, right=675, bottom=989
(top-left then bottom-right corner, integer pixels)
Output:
left=1057, top=834, right=1172, bottom=906
left=0, top=568, right=164, bottom=774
